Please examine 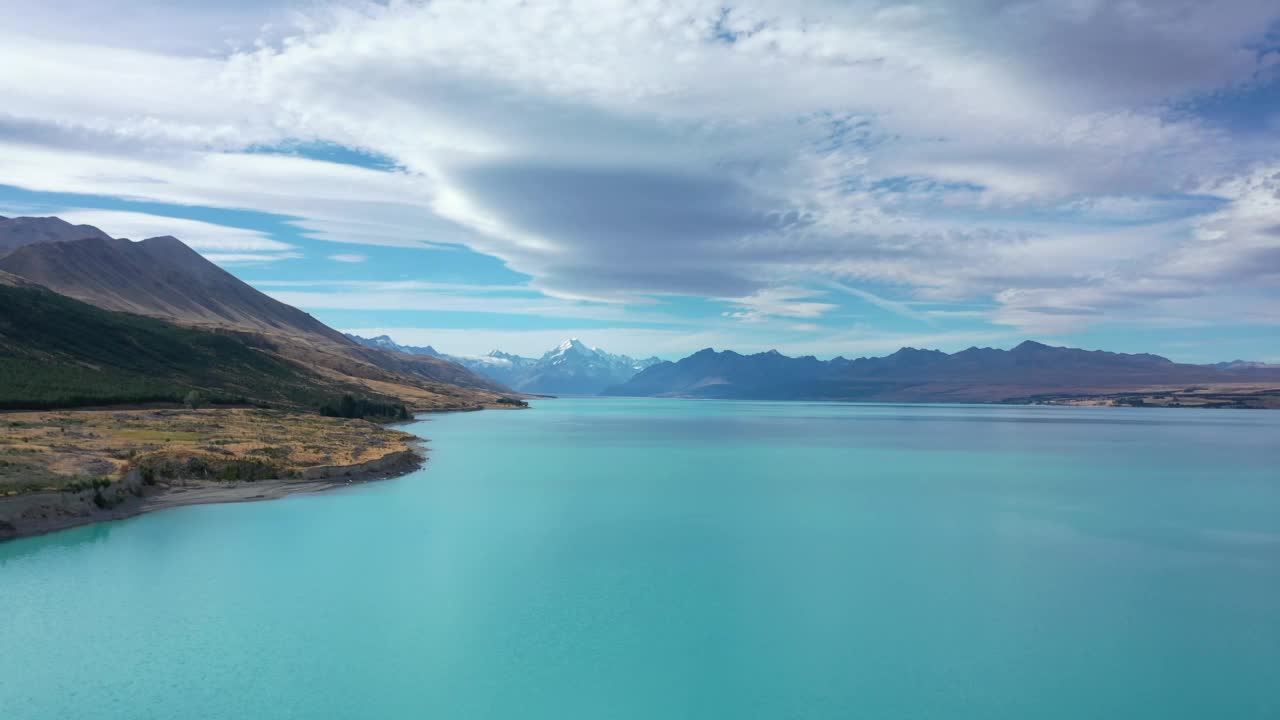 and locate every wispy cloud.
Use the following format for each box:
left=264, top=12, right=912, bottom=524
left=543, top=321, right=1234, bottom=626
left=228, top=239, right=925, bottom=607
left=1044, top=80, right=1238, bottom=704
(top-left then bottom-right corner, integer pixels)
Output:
left=262, top=286, right=701, bottom=326
left=826, top=282, right=929, bottom=323
left=54, top=209, right=301, bottom=263
left=723, top=287, right=838, bottom=322
left=56, top=209, right=294, bottom=252
left=327, top=253, right=367, bottom=263
left=204, top=252, right=303, bottom=265
left=250, top=279, right=531, bottom=293
left=0, top=0, right=1277, bottom=351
